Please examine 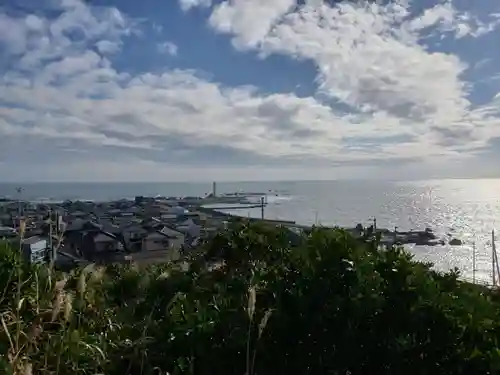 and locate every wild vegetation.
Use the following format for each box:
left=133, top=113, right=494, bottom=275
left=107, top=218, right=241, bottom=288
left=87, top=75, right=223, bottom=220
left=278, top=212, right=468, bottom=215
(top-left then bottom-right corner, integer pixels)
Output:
left=1, top=222, right=500, bottom=375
